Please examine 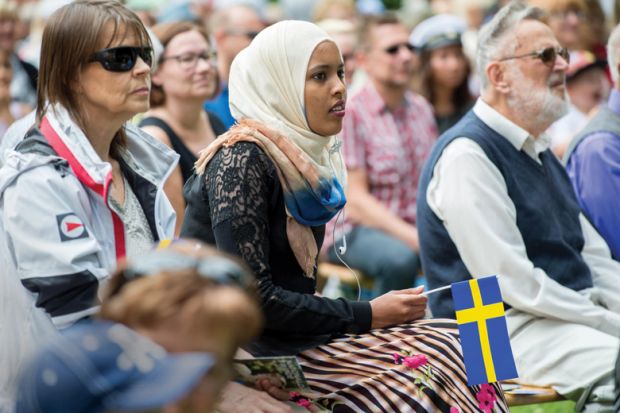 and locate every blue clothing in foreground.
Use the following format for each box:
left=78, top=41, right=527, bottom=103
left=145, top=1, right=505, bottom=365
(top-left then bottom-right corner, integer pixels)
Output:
left=566, top=89, right=620, bottom=260
left=203, top=84, right=235, bottom=130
